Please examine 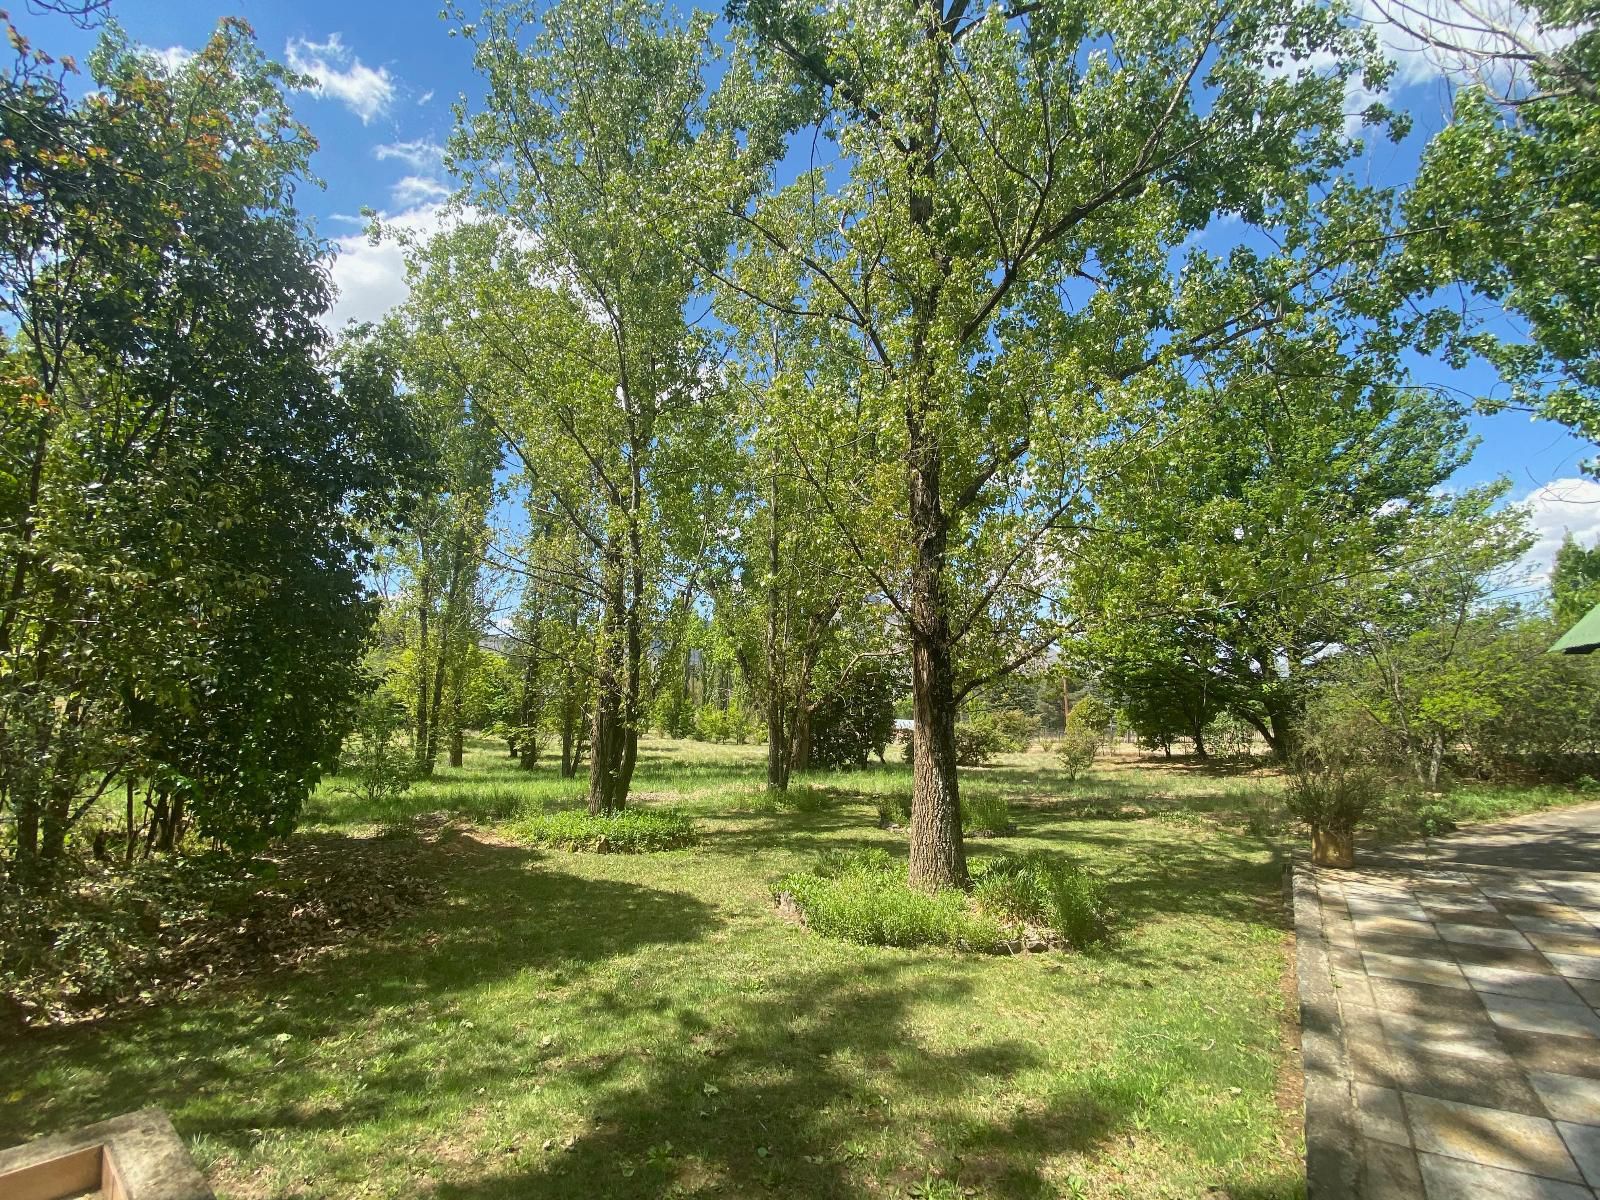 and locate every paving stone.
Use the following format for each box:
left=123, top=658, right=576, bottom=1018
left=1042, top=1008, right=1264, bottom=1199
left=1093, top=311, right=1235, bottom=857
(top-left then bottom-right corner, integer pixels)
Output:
left=1499, top=897, right=1590, bottom=920
left=1463, top=963, right=1587, bottom=1004
left=1449, top=941, right=1563, bottom=972
left=1363, top=932, right=1464, bottom=961
left=1402, top=1093, right=1583, bottom=1182
left=1499, top=1028, right=1600, bottom=1081
left=1514, top=914, right=1600, bottom=938
left=1369, top=976, right=1491, bottom=1019
left=1357, top=915, right=1446, bottom=940
left=1364, top=1137, right=1424, bottom=1200
left=1371, top=1041, right=1547, bottom=1117
left=1359, top=1083, right=1413, bottom=1146
left=1571, top=979, right=1600, bottom=1008
left=1426, top=904, right=1516, bottom=927
left=1416, top=1152, right=1595, bottom=1199
left=1334, top=970, right=1377, bottom=1007
left=1439, top=923, right=1536, bottom=949
left=1547, top=953, right=1600, bottom=982
left=1365, top=950, right=1472, bottom=990
left=1529, top=1072, right=1600, bottom=1125
left=1380, top=1008, right=1511, bottom=1063
left=1482, top=994, right=1600, bottom=1040
left=1528, top=932, right=1600, bottom=959
left=1558, top=1121, right=1600, bottom=1189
